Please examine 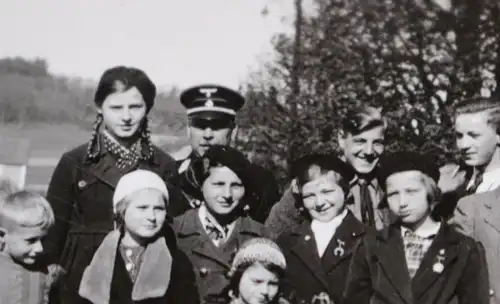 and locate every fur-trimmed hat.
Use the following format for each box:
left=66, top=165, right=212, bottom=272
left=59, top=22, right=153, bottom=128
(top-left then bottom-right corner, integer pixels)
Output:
left=230, top=238, right=286, bottom=275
